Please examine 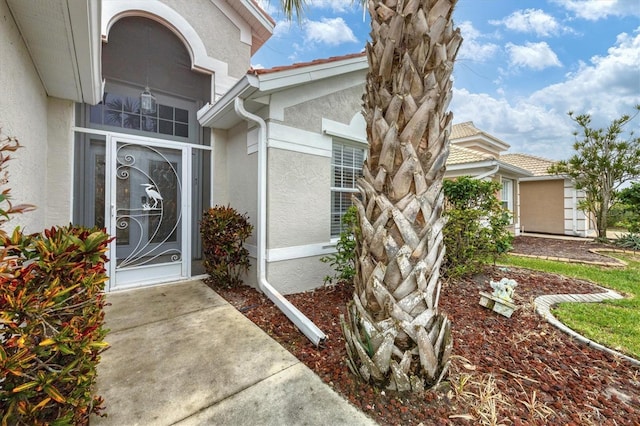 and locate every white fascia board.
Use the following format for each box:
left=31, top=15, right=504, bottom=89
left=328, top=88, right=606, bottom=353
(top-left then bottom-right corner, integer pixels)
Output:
left=445, top=160, right=496, bottom=172
left=453, top=134, right=510, bottom=152
left=69, top=0, right=102, bottom=104
left=255, top=56, right=368, bottom=92
left=520, top=175, right=565, bottom=182
left=197, top=74, right=259, bottom=127
left=497, top=162, right=535, bottom=177
left=236, top=0, right=274, bottom=34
